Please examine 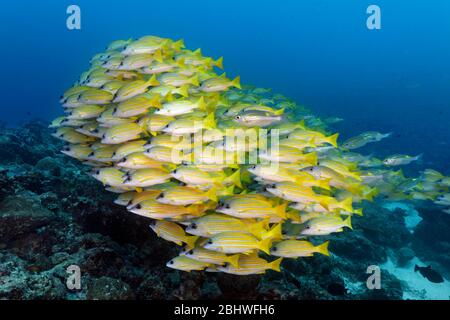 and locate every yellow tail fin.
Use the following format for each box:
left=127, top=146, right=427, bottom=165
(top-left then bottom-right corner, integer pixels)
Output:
left=343, top=216, right=353, bottom=230
left=184, top=235, right=199, bottom=249
left=193, top=48, right=202, bottom=56
left=175, top=85, right=189, bottom=98
left=258, top=238, right=272, bottom=255
left=315, top=241, right=330, bottom=257
left=231, top=76, right=241, bottom=89
left=153, top=50, right=163, bottom=63
left=189, top=75, right=200, bottom=87
left=303, top=152, right=318, bottom=165
left=274, top=203, right=287, bottom=219
left=227, top=254, right=240, bottom=268
left=172, top=39, right=185, bottom=51
left=326, top=133, right=339, bottom=148
left=214, top=56, right=224, bottom=69
left=273, top=108, right=285, bottom=116
left=197, top=96, right=207, bottom=111
left=149, top=94, right=162, bottom=109
left=146, top=74, right=160, bottom=87
left=204, top=186, right=218, bottom=202
left=269, top=257, right=283, bottom=272
left=354, top=208, right=364, bottom=216
left=225, top=169, right=242, bottom=189
left=339, top=197, right=353, bottom=212
left=263, top=223, right=282, bottom=240
left=248, top=219, right=270, bottom=238
left=203, top=112, right=216, bottom=130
